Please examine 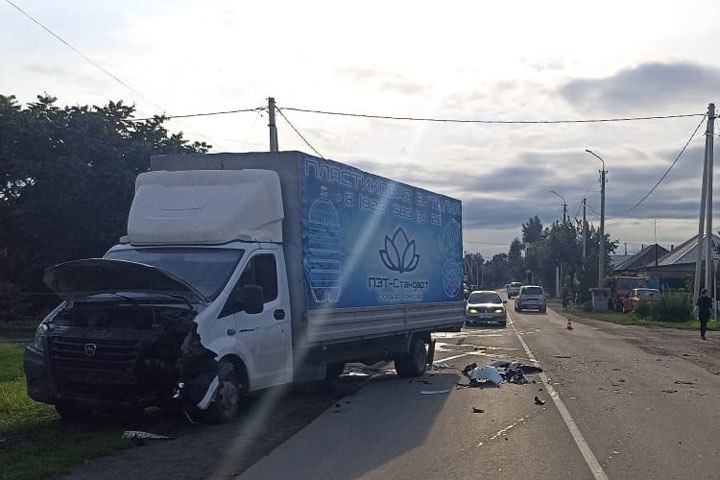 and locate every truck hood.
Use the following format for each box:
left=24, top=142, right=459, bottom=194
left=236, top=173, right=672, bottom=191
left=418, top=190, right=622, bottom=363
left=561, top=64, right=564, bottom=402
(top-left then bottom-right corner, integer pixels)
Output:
left=43, top=259, right=208, bottom=303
